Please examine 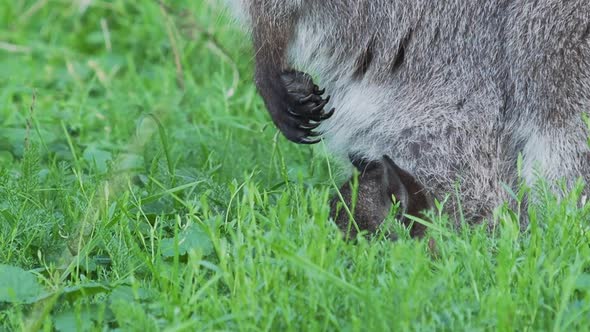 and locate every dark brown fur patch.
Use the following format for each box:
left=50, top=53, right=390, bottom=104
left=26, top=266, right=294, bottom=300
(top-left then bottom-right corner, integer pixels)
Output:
left=353, top=38, right=375, bottom=79
left=392, top=30, right=413, bottom=74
